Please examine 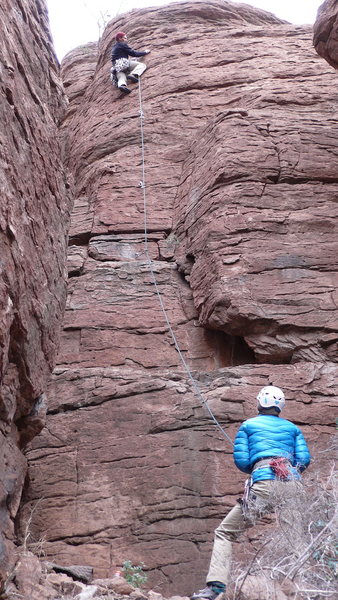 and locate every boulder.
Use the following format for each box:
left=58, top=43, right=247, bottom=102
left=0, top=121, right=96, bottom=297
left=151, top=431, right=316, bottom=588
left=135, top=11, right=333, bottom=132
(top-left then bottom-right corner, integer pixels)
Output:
left=45, top=561, right=93, bottom=583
